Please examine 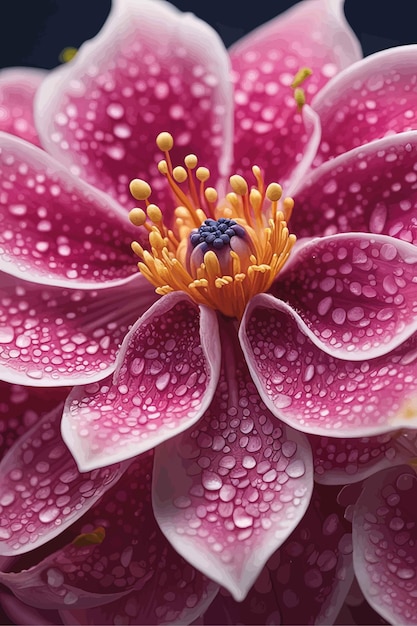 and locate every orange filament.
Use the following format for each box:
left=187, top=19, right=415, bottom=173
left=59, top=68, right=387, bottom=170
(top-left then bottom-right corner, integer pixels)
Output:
left=128, top=132, right=296, bottom=319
